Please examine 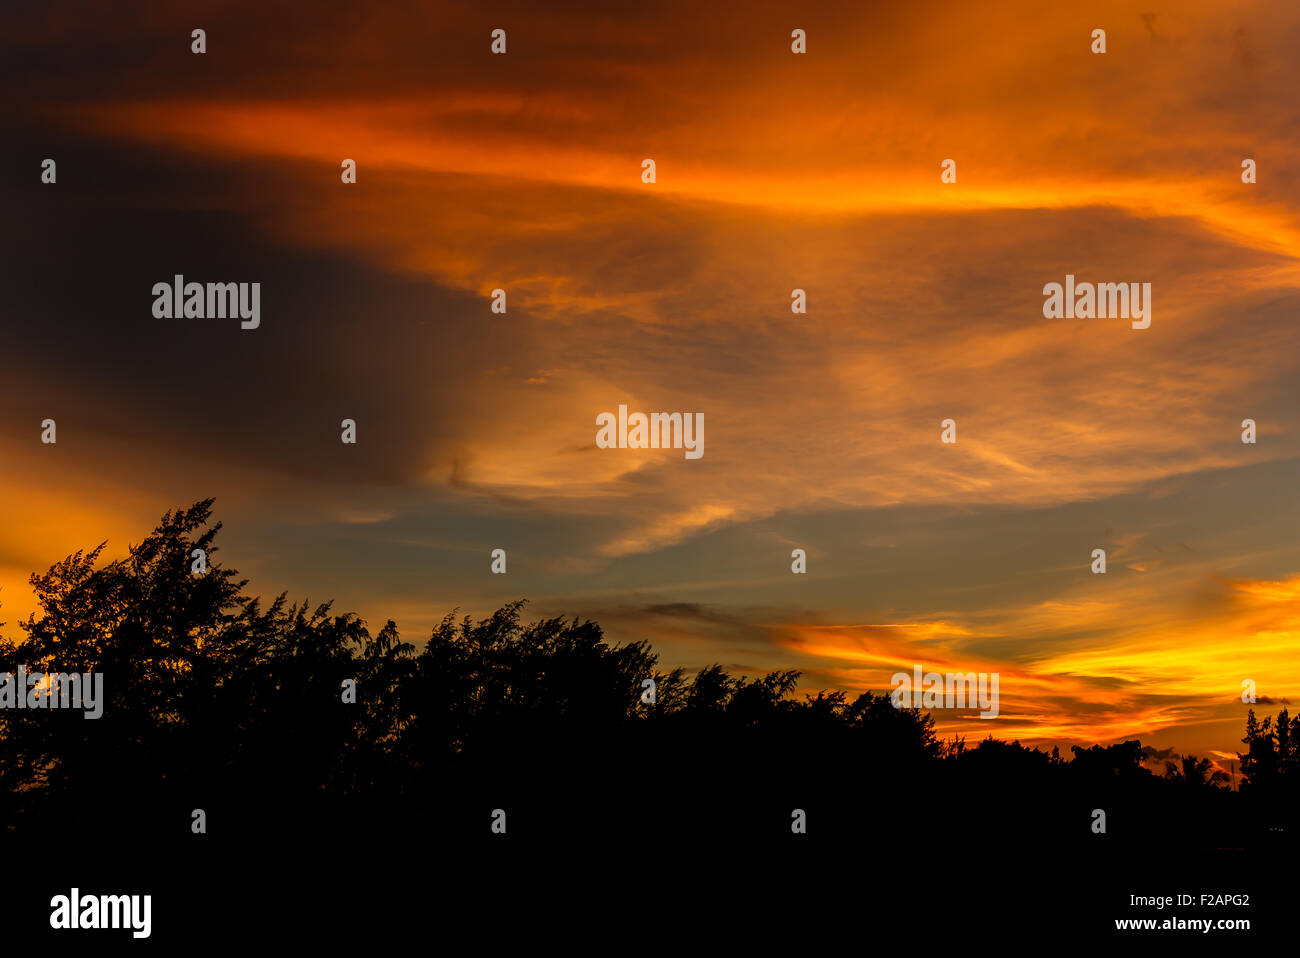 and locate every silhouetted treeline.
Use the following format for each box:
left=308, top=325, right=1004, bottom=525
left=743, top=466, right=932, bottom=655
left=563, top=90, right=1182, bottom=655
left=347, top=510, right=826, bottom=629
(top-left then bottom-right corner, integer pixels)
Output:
left=0, top=501, right=1294, bottom=854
